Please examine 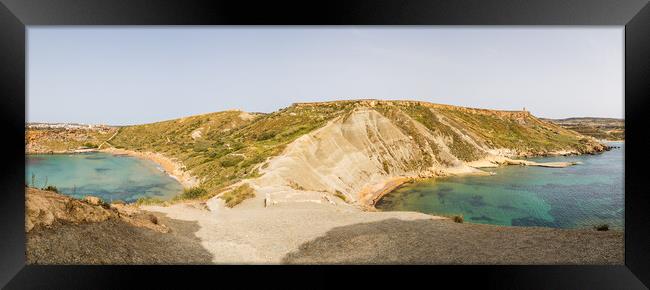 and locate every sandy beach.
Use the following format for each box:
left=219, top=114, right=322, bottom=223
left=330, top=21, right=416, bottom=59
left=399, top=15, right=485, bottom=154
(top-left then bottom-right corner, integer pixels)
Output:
left=101, top=148, right=199, bottom=189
